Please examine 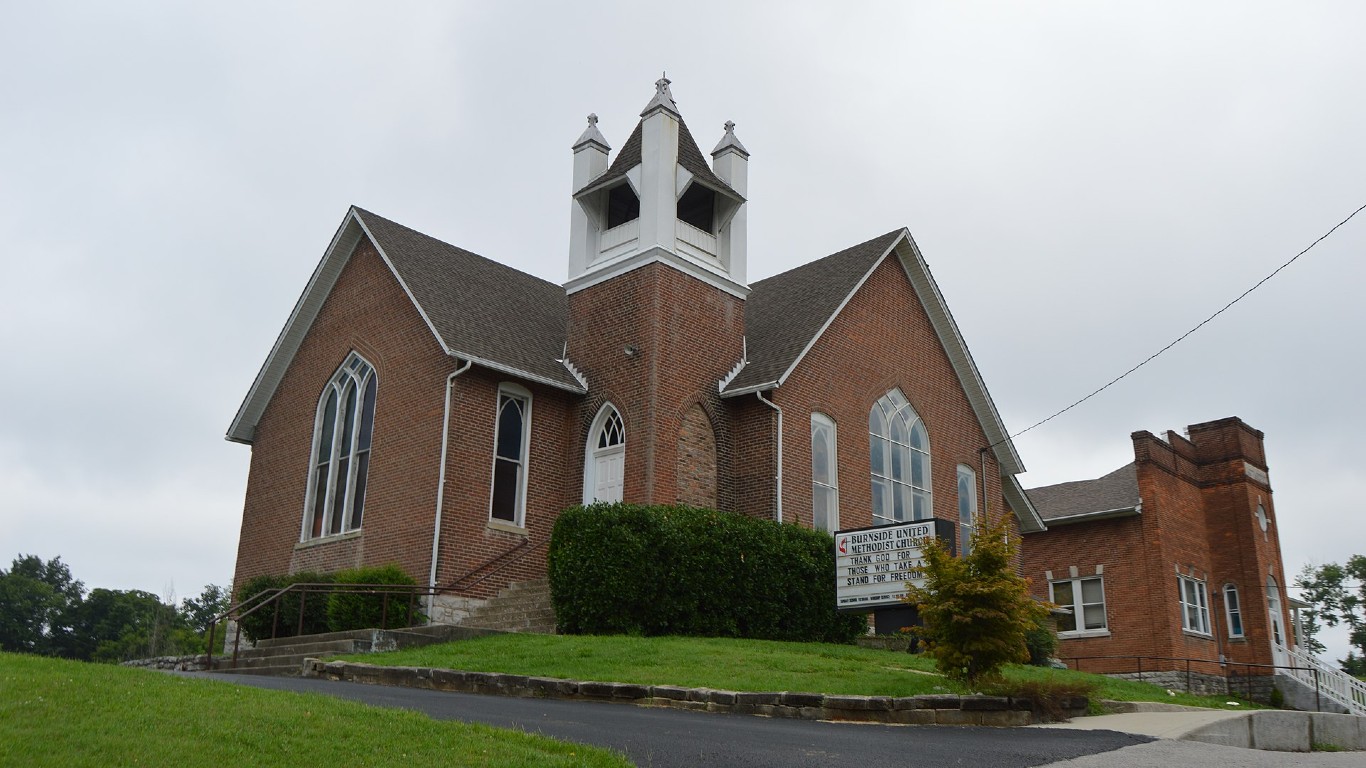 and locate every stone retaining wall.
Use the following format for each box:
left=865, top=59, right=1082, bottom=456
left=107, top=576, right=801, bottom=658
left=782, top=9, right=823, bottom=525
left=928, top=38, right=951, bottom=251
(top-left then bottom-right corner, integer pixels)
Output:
left=1107, top=670, right=1277, bottom=702
left=123, top=654, right=210, bottom=672
left=302, top=659, right=1087, bottom=725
